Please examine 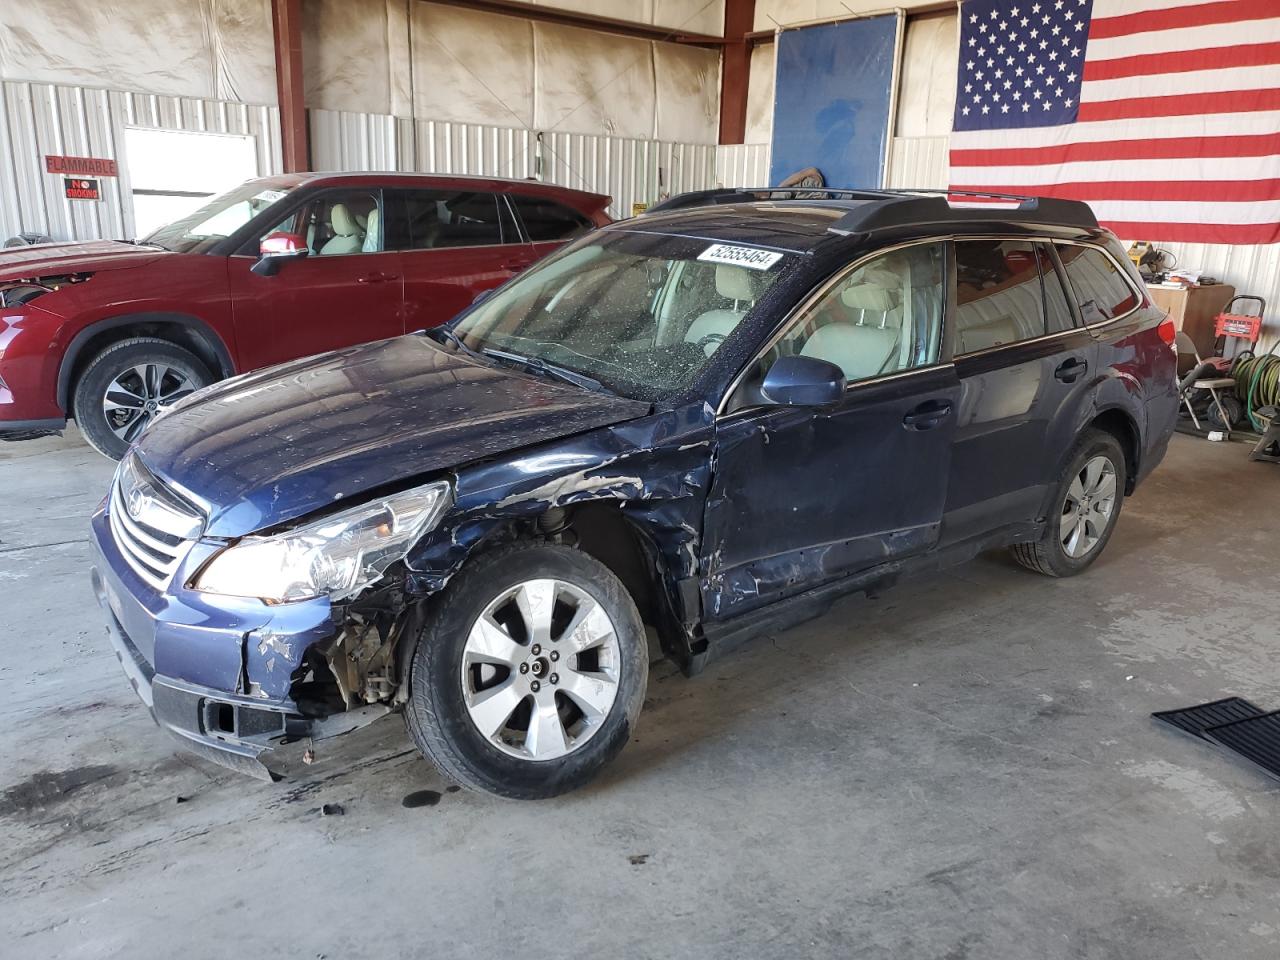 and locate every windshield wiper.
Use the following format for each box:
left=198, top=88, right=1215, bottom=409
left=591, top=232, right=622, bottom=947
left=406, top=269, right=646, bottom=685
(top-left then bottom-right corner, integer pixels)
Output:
left=426, top=325, right=483, bottom=359
left=480, top=347, right=608, bottom=394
